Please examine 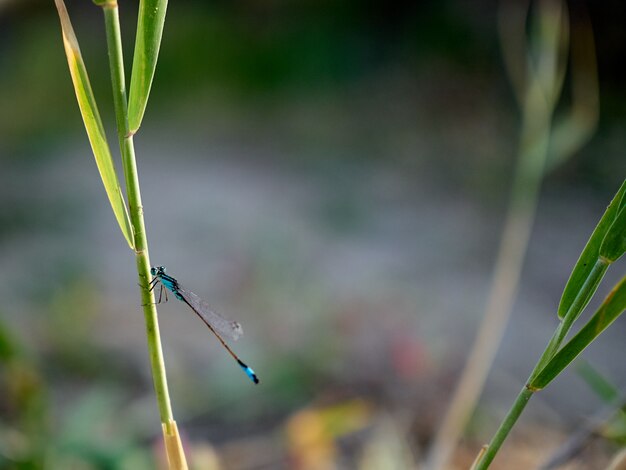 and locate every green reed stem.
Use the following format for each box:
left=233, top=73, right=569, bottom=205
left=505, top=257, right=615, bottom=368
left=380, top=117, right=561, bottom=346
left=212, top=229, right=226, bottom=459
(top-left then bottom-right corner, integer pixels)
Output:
left=475, top=258, right=610, bottom=469
left=102, top=3, right=173, bottom=424
left=529, top=258, right=609, bottom=385
left=474, top=386, right=533, bottom=470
